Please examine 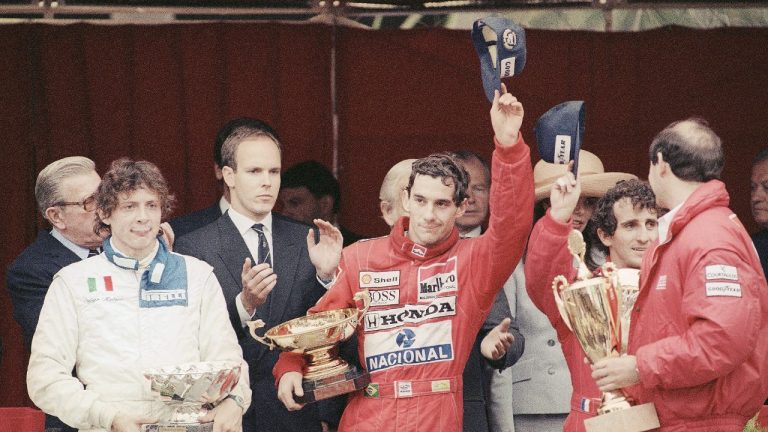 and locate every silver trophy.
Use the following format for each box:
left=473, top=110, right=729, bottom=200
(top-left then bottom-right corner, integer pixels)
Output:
left=141, top=361, right=241, bottom=432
